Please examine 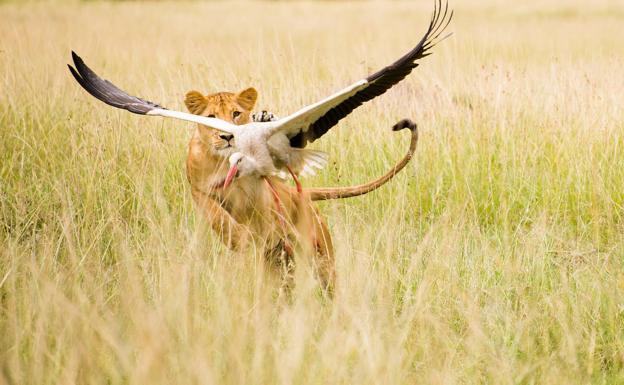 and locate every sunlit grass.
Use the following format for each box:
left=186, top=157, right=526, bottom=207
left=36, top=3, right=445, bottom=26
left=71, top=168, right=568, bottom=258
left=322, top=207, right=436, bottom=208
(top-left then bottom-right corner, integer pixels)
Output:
left=1, top=1, right=623, bottom=384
